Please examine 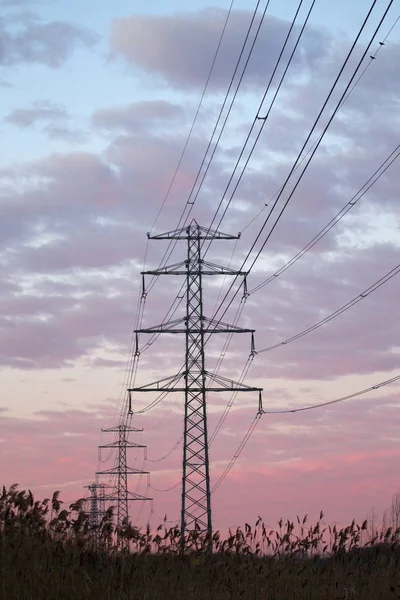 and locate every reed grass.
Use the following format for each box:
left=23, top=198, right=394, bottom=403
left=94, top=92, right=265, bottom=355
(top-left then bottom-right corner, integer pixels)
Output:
left=1, top=485, right=399, bottom=599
